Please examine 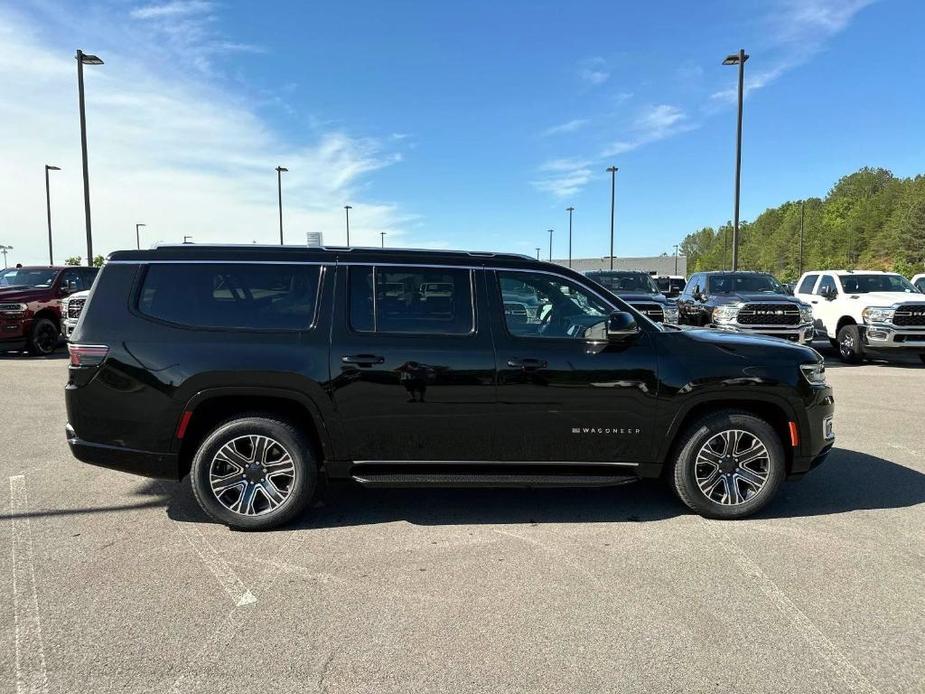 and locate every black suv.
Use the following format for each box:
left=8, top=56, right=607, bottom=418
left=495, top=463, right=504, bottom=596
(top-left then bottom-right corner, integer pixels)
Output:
left=66, top=246, right=834, bottom=530
left=584, top=270, right=678, bottom=324
left=678, top=271, right=814, bottom=344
